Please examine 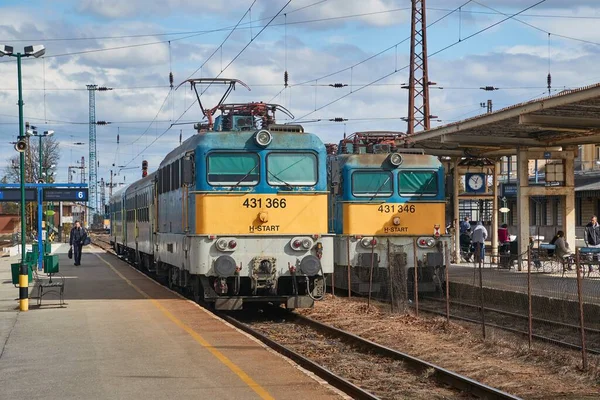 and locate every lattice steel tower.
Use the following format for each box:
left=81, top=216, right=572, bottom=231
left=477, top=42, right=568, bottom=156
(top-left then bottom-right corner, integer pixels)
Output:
left=87, top=84, right=97, bottom=227
left=86, top=84, right=111, bottom=226
left=405, top=0, right=434, bottom=135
